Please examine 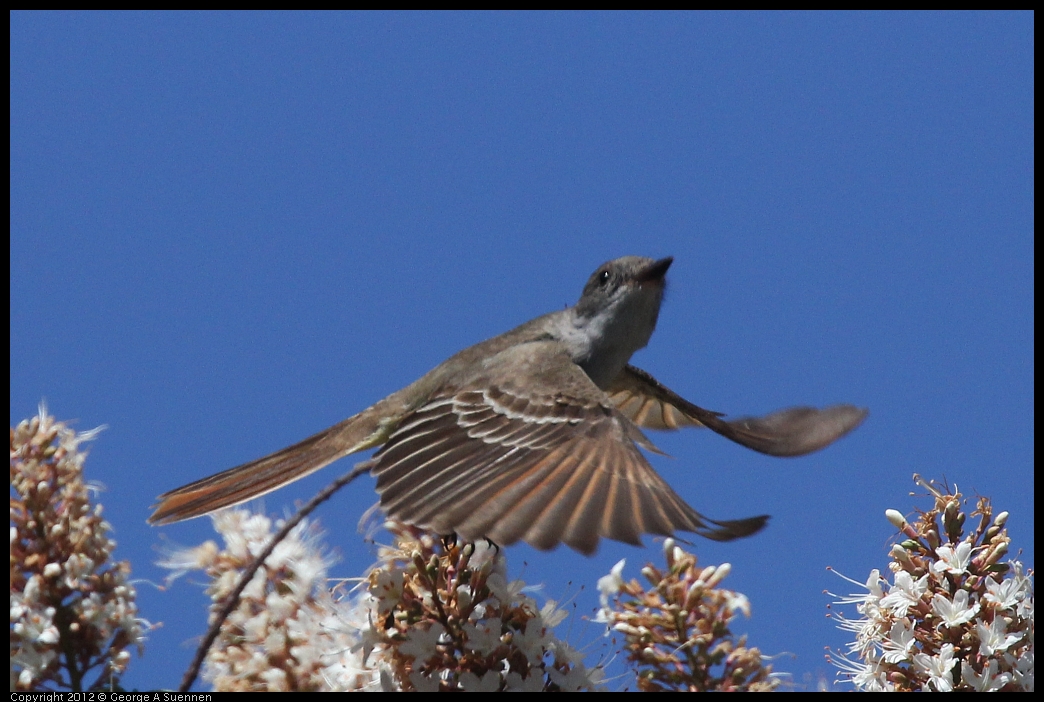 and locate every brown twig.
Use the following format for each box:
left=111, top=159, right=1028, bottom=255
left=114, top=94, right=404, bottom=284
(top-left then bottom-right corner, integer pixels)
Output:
left=177, top=460, right=374, bottom=692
